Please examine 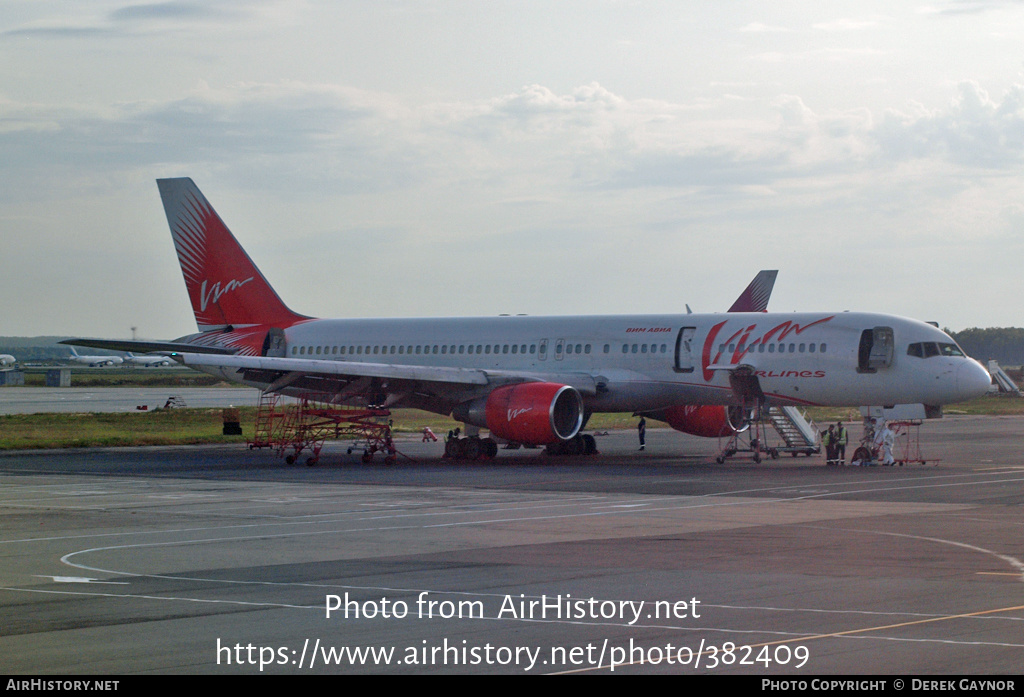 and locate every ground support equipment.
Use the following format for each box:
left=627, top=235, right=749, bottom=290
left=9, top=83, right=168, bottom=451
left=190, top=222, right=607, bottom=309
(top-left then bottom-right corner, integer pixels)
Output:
left=247, top=392, right=397, bottom=466
left=716, top=417, right=774, bottom=464
left=766, top=406, right=820, bottom=458
left=849, top=419, right=935, bottom=467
